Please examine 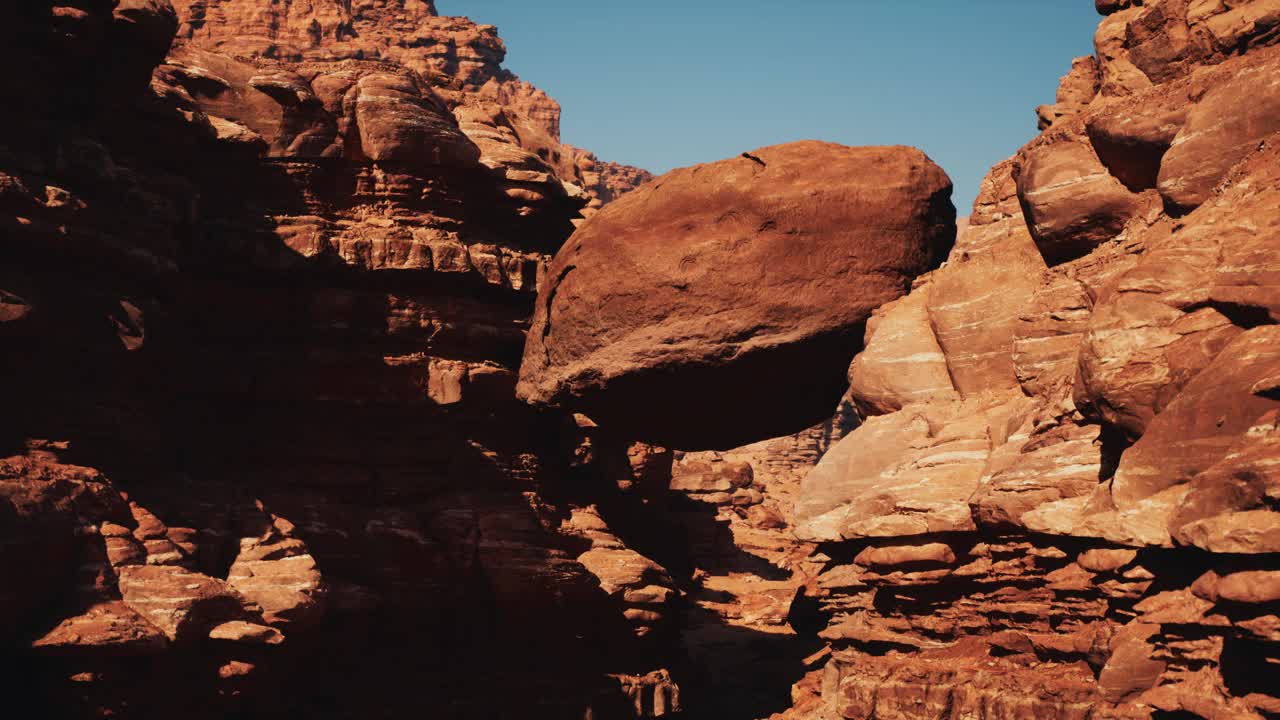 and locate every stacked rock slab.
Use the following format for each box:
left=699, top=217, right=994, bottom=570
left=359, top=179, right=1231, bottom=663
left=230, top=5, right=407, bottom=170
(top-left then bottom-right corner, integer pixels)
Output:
left=785, top=1, right=1280, bottom=718
left=0, top=1, right=665, bottom=718
left=516, top=139, right=956, bottom=713
left=515, top=138, right=955, bottom=714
